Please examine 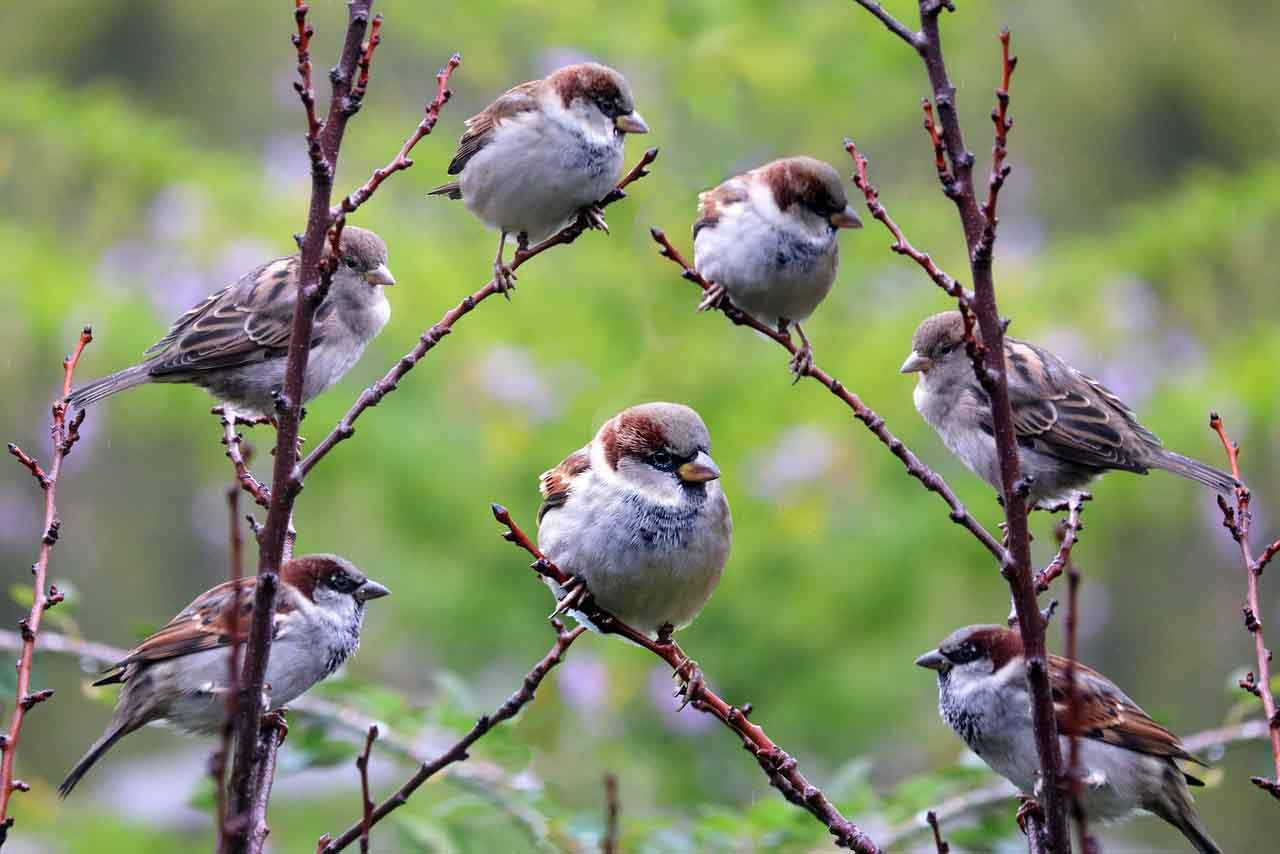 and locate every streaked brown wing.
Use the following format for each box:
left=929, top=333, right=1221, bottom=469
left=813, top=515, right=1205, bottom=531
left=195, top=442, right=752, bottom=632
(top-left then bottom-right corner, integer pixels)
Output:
left=537, top=448, right=590, bottom=523
left=693, top=181, right=748, bottom=240
left=1000, top=340, right=1150, bottom=474
left=144, top=257, right=303, bottom=376
left=1049, top=654, right=1195, bottom=762
left=94, top=578, right=258, bottom=685
left=445, top=81, right=540, bottom=176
